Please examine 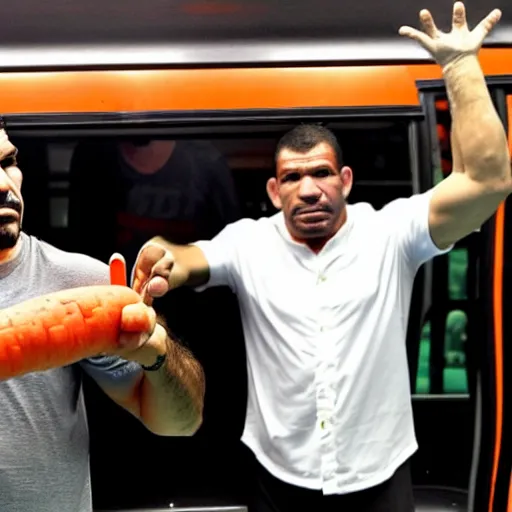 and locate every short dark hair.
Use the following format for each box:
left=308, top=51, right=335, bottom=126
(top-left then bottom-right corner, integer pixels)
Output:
left=275, top=124, right=343, bottom=168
